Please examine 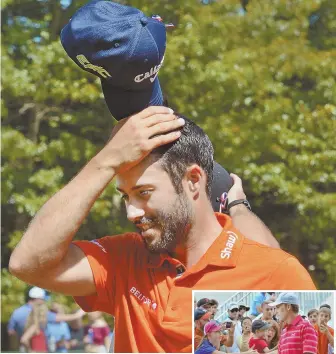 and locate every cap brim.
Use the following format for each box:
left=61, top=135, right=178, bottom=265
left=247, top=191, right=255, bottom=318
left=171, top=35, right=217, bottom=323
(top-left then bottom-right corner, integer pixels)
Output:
left=102, top=77, right=163, bottom=121
left=202, top=312, right=212, bottom=321
left=210, top=325, right=223, bottom=333
left=240, top=306, right=250, bottom=311
left=268, top=301, right=279, bottom=307
left=261, top=324, right=272, bottom=330
left=205, top=324, right=222, bottom=334
left=211, top=162, right=233, bottom=212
